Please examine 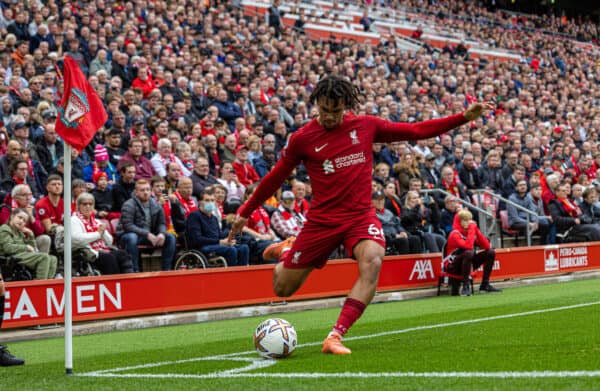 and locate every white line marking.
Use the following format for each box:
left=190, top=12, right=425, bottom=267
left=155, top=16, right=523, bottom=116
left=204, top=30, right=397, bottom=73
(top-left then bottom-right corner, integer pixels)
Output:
left=80, top=371, right=600, bottom=379
left=78, top=301, right=600, bottom=379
